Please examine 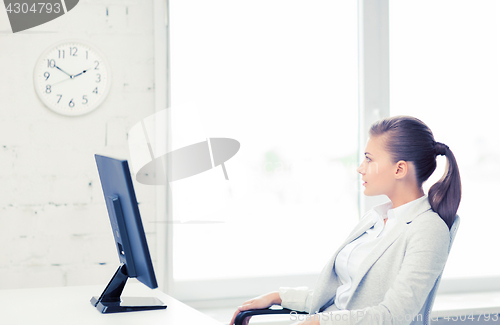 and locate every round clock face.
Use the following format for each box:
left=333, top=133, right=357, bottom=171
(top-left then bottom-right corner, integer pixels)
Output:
left=33, top=40, right=112, bottom=116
